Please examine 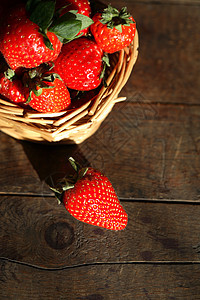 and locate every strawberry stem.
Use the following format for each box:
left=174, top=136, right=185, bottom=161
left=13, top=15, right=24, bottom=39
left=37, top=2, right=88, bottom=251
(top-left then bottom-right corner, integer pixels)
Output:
left=49, top=157, right=88, bottom=201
